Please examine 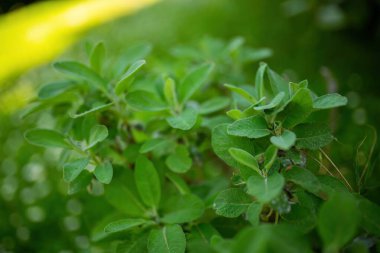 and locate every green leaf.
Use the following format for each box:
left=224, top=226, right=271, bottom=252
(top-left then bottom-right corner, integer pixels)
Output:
left=161, top=194, right=205, bottom=224
left=115, top=232, right=149, bottom=253
left=318, top=192, right=360, bottom=252
left=289, top=80, right=308, bottom=95
left=247, top=173, right=285, bottom=203
left=90, top=41, right=106, bottom=73
left=313, top=93, right=347, bottom=109
left=104, top=218, right=151, bottom=233
left=94, top=161, right=113, bottom=184
left=270, top=130, right=296, bottom=150
left=165, top=172, right=191, bottom=195
left=164, top=77, right=178, bottom=109
left=166, top=107, right=198, bottom=130
left=294, top=123, right=333, bottom=150
left=267, top=68, right=289, bottom=96
left=318, top=175, right=349, bottom=197
left=255, top=62, right=267, bottom=99
left=87, top=124, right=108, bottom=149
left=358, top=197, right=380, bottom=237
left=165, top=146, right=192, bottom=173
left=53, top=61, right=106, bottom=91
left=134, top=156, right=161, bottom=208
left=38, top=80, right=75, bottom=100
left=212, top=124, right=256, bottom=180
left=104, top=181, right=146, bottom=217
left=63, top=158, right=89, bottom=183
left=241, top=47, right=273, bottom=63
left=253, top=92, right=285, bottom=111
left=214, top=188, right=251, bottom=218
left=178, top=63, right=214, bottom=103
left=70, top=103, right=113, bottom=119
left=115, top=42, right=151, bottom=75
left=68, top=171, right=92, bottom=195
left=246, top=202, right=262, bottom=226
left=188, top=224, right=220, bottom=253
left=277, top=88, right=313, bottom=128
left=126, top=90, right=168, bottom=111
left=226, top=109, right=245, bottom=120
left=224, top=84, right=257, bottom=104
left=228, top=148, right=261, bottom=176
left=148, top=224, right=186, bottom=253
left=284, top=167, right=321, bottom=195
left=140, top=138, right=172, bottom=154
left=231, top=224, right=312, bottom=253
left=264, top=145, right=278, bottom=172
left=199, top=97, right=230, bottom=115
left=227, top=115, right=270, bottom=139
left=115, top=59, right=146, bottom=95
left=25, top=128, right=71, bottom=149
